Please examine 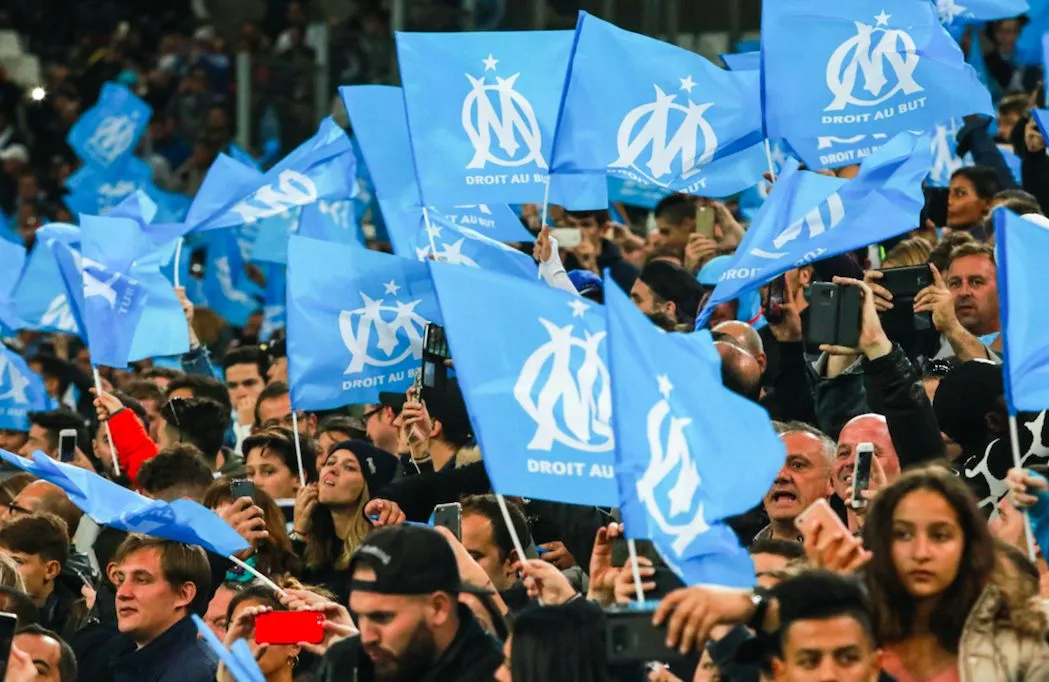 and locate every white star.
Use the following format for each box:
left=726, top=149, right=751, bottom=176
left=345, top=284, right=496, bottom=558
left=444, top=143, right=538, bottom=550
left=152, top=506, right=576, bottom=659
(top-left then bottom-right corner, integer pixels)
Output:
left=679, top=75, right=696, bottom=94
left=567, top=299, right=590, bottom=318
left=383, top=280, right=401, bottom=296
left=482, top=53, right=498, bottom=71
left=657, top=374, right=673, bottom=400
left=426, top=224, right=442, bottom=241
left=935, top=0, right=968, bottom=24
left=358, top=292, right=384, bottom=321
left=874, top=10, right=891, bottom=26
